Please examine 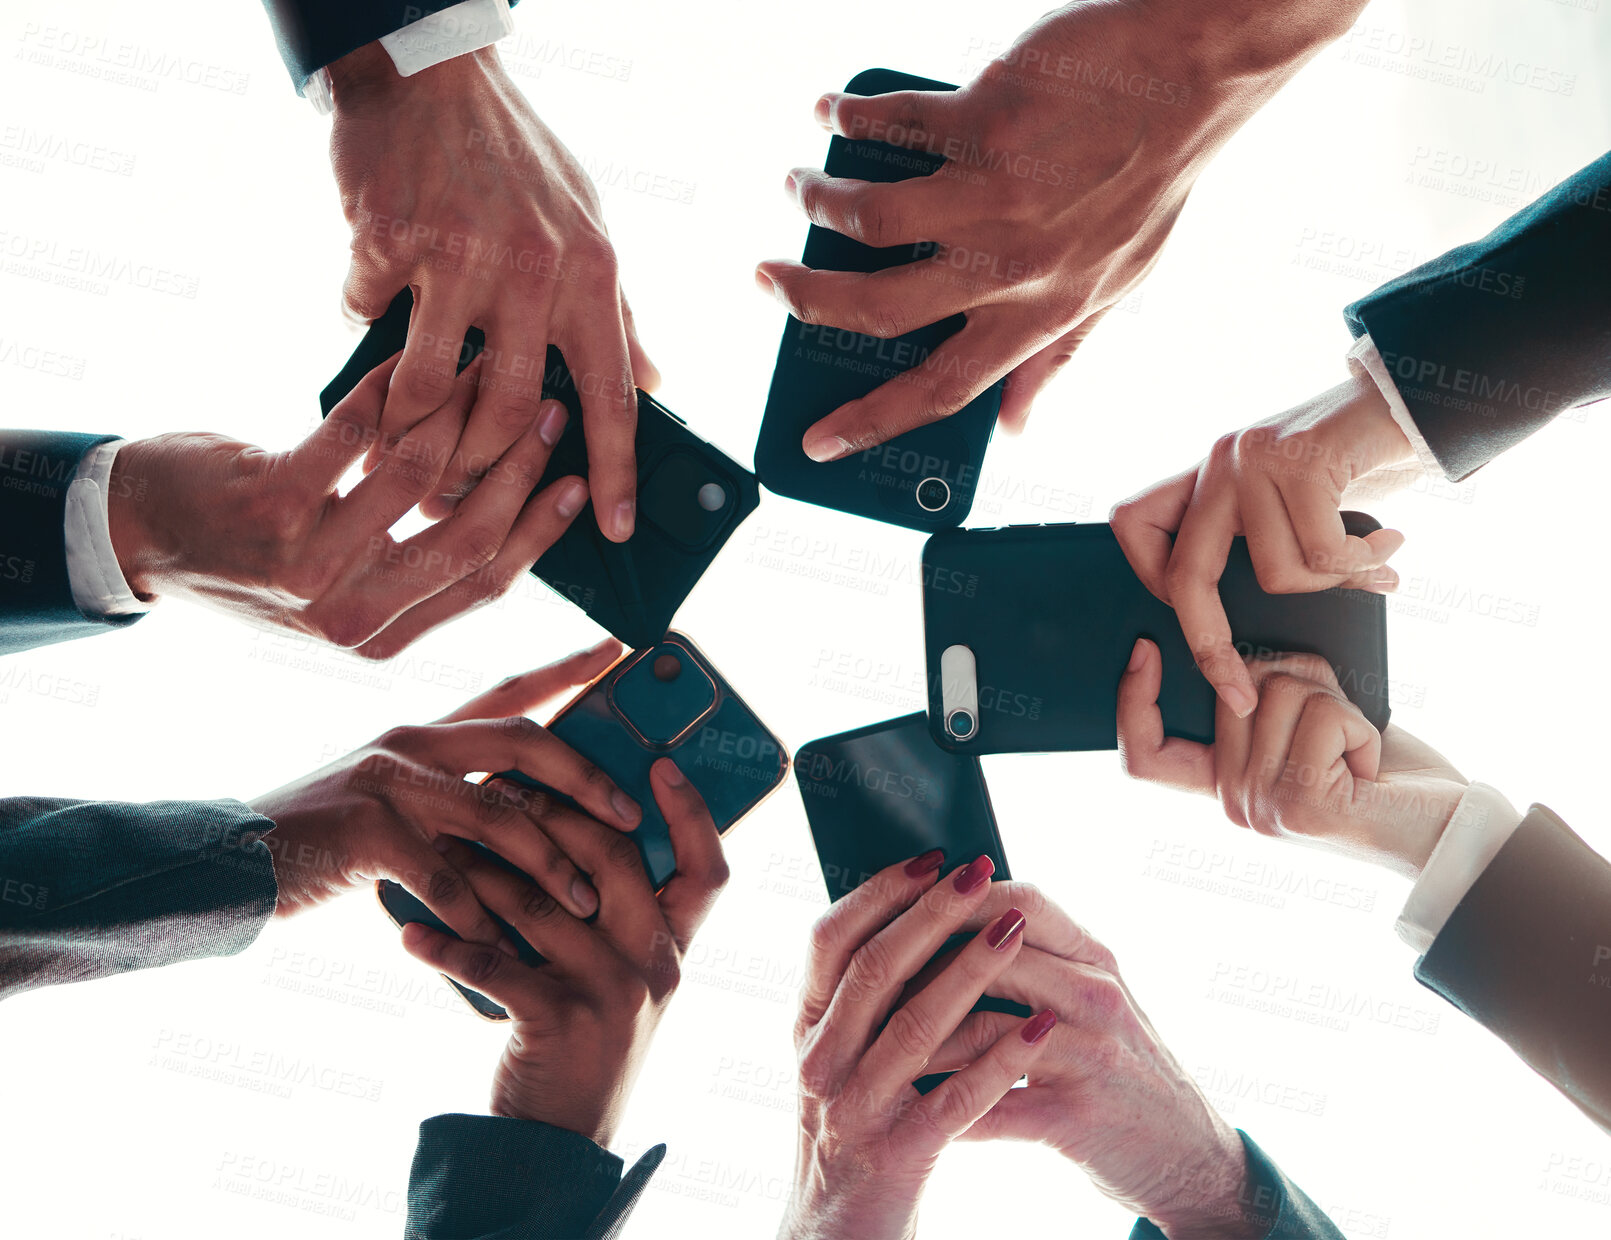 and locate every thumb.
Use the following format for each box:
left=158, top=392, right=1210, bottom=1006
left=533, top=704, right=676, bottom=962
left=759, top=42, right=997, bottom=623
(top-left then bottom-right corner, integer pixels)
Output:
left=997, top=310, right=1110, bottom=434
left=435, top=637, right=624, bottom=724
left=954, top=1084, right=1065, bottom=1144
